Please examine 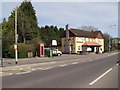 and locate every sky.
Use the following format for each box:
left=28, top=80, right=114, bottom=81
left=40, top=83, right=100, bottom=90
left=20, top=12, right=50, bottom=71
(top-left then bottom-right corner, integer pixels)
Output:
left=0, top=0, right=119, bottom=38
